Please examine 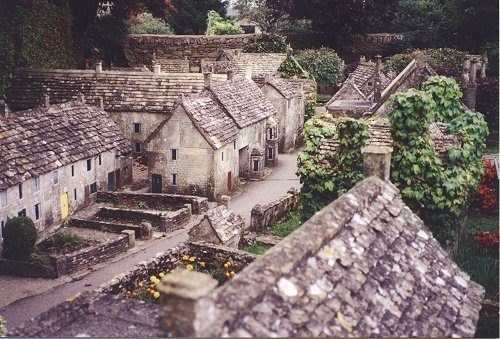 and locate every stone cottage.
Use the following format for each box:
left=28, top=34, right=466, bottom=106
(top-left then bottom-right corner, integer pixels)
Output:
left=6, top=65, right=225, bottom=157
left=147, top=74, right=278, bottom=200
left=261, top=78, right=306, bottom=153
left=0, top=100, right=131, bottom=238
